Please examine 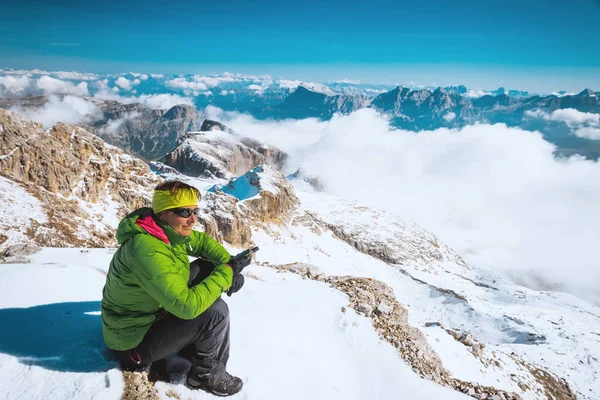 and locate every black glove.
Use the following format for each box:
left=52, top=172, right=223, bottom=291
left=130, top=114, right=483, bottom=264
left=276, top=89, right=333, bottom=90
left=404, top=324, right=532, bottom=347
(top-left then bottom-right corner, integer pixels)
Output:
left=227, top=274, right=245, bottom=297
left=228, top=252, right=253, bottom=275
